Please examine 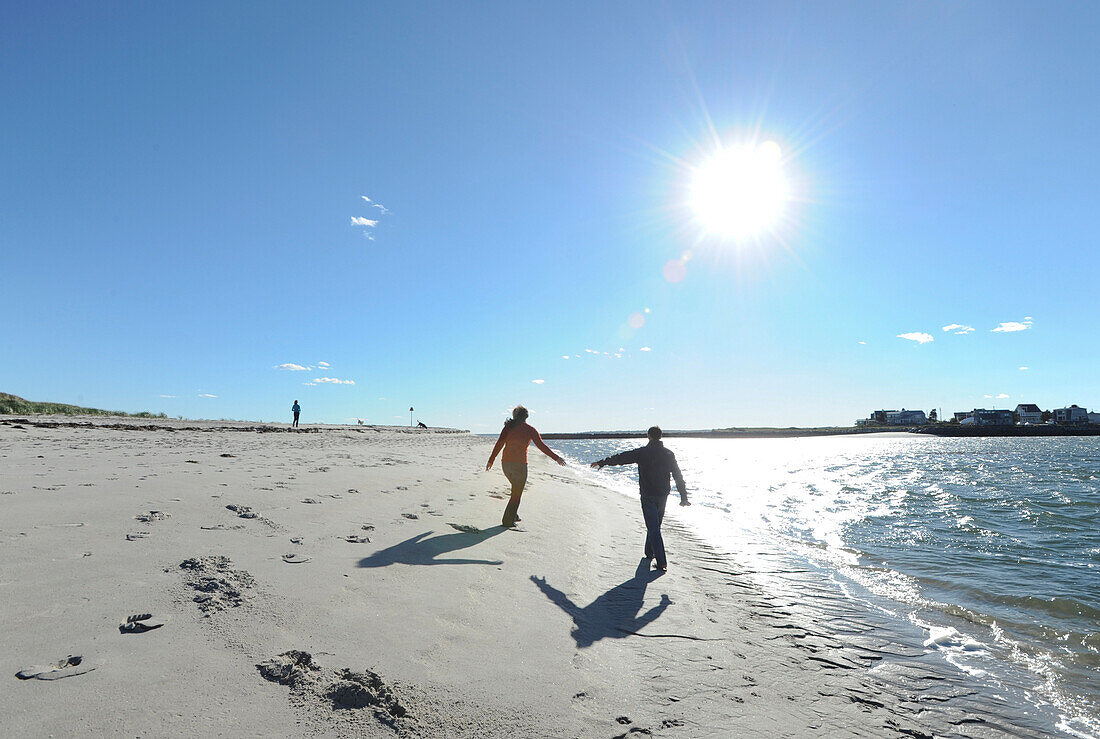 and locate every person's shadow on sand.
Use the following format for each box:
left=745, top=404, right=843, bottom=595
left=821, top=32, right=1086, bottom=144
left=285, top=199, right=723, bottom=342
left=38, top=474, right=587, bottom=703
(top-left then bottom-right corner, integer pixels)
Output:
left=531, top=559, right=671, bottom=648
left=358, top=527, right=508, bottom=568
